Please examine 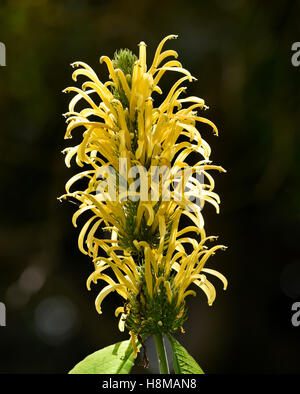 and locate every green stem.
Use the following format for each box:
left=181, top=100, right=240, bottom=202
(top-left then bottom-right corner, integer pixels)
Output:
left=153, top=333, right=169, bottom=374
